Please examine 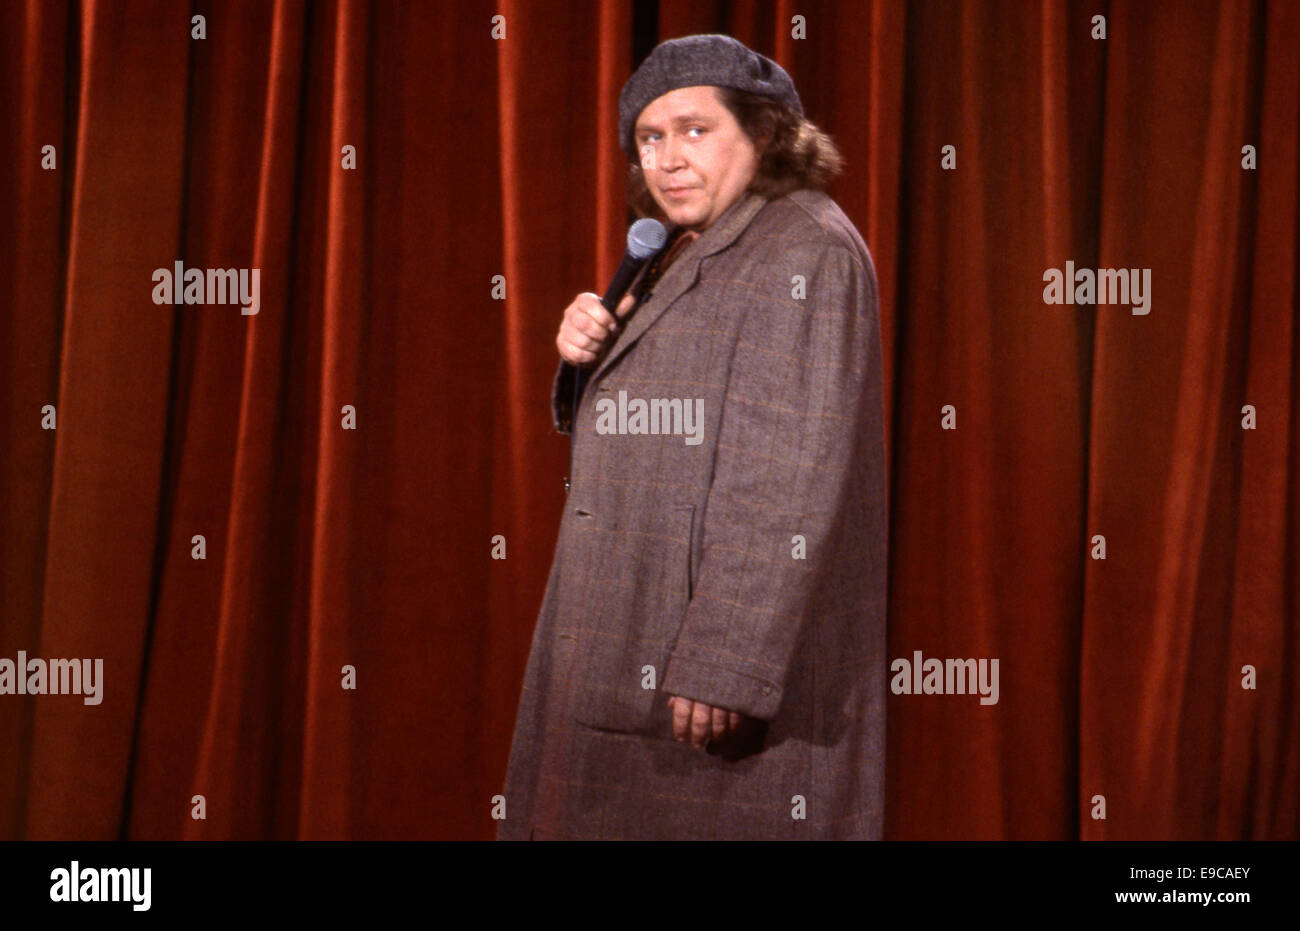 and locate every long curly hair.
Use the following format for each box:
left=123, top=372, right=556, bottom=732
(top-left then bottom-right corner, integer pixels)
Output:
left=626, top=86, right=844, bottom=220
